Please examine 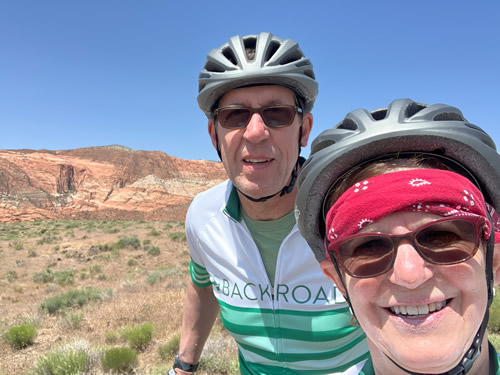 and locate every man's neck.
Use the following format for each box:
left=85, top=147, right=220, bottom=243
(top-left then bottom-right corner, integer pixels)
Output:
left=238, top=189, right=297, bottom=221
